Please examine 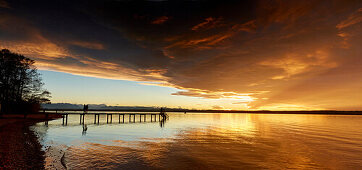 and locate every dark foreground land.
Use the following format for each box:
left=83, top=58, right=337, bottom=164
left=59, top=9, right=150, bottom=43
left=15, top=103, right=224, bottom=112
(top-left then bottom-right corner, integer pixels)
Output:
left=0, top=114, right=61, bottom=169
